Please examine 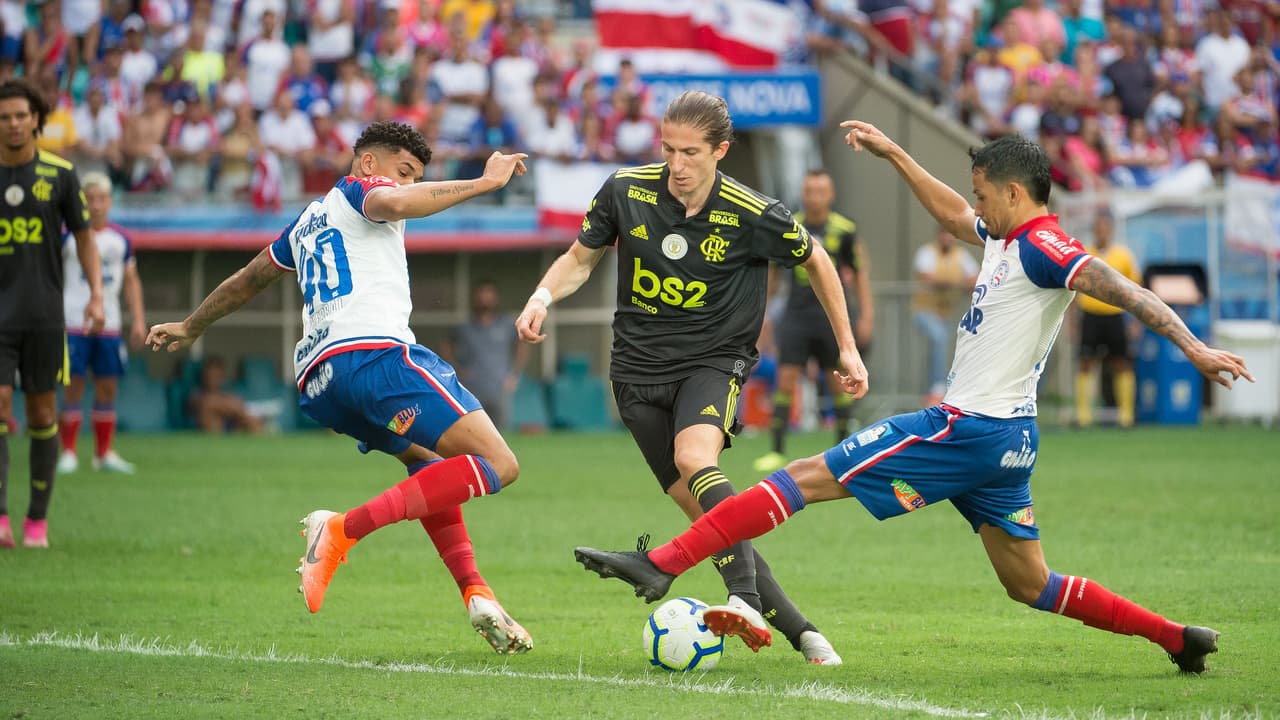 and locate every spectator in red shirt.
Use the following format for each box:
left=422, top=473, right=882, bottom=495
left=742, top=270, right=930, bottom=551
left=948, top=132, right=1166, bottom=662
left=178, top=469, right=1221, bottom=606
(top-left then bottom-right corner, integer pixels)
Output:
left=301, top=99, right=351, bottom=194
